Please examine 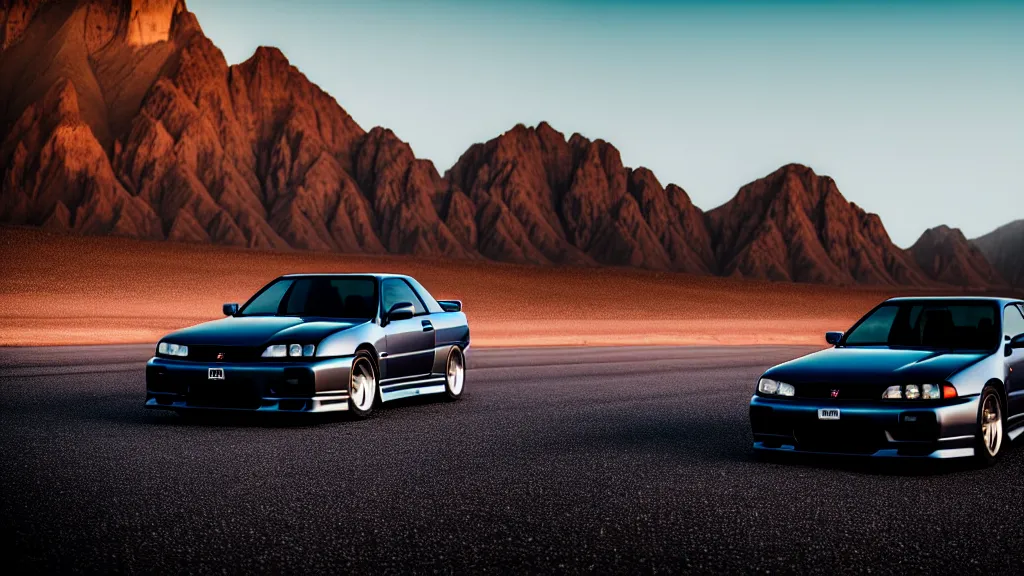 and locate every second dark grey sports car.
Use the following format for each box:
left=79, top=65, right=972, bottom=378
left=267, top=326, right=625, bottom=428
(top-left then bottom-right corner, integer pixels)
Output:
left=146, top=274, right=469, bottom=417
left=751, top=297, right=1024, bottom=465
